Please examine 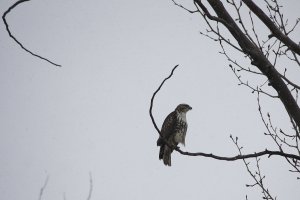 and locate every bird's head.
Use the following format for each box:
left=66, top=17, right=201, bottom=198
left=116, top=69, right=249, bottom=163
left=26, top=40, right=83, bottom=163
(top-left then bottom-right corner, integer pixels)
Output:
left=175, top=104, right=192, bottom=113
